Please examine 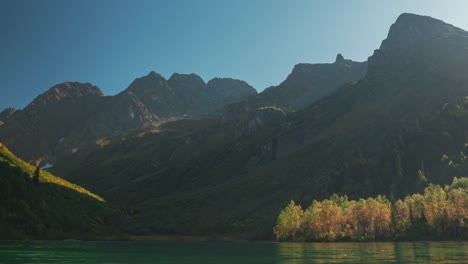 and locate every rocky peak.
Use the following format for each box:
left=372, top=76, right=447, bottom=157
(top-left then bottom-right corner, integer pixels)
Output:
left=367, top=13, right=468, bottom=80
left=167, top=73, right=209, bottom=114
left=0, top=107, right=17, bottom=122
left=335, top=53, right=345, bottom=64
left=140, top=71, right=166, bottom=82
left=29, top=82, right=103, bottom=107
left=168, top=73, right=206, bottom=88
left=282, top=55, right=366, bottom=88
left=121, top=71, right=184, bottom=117
left=205, top=78, right=257, bottom=114
left=207, top=78, right=257, bottom=98
left=124, top=71, right=171, bottom=95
